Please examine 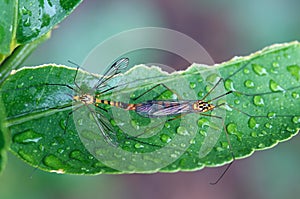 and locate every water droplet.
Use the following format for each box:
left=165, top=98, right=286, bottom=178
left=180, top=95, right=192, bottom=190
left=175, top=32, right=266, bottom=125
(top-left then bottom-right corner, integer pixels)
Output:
left=18, top=150, right=35, bottom=163
left=270, top=68, right=278, bottom=74
left=227, top=123, right=242, bottom=141
left=41, top=13, right=50, bottom=27
left=179, top=158, right=187, bottom=167
left=199, top=130, right=207, bottom=136
left=198, top=91, right=204, bottom=97
left=292, top=116, right=300, bottom=124
left=217, top=99, right=232, bottom=111
left=286, top=127, right=295, bottom=133
left=17, top=82, right=24, bottom=88
left=287, top=65, right=300, bottom=81
left=224, top=79, right=235, bottom=91
left=264, top=123, right=272, bottom=129
left=253, top=96, right=265, bottom=106
left=131, top=120, right=140, bottom=130
left=189, top=82, right=196, bottom=89
left=43, top=154, right=66, bottom=171
left=258, top=131, right=267, bottom=137
left=70, top=150, right=86, bottom=161
left=258, top=143, right=265, bottom=148
left=250, top=132, right=258, bottom=137
left=234, top=99, right=240, bottom=105
left=57, top=148, right=64, bottom=154
left=180, top=143, right=186, bottom=148
left=134, top=143, right=144, bottom=149
left=110, top=119, right=117, bottom=126
left=221, top=141, right=229, bottom=148
left=164, top=123, right=171, bottom=128
left=39, top=144, right=45, bottom=151
left=23, top=18, right=31, bottom=27
left=170, top=153, right=178, bottom=158
left=244, top=80, right=255, bottom=88
left=80, top=130, right=98, bottom=141
left=198, top=118, right=210, bottom=128
left=189, top=139, right=195, bottom=144
left=130, top=93, right=136, bottom=99
left=248, top=117, right=259, bottom=129
left=77, top=119, right=83, bottom=126
left=216, top=147, right=224, bottom=152
left=206, top=74, right=219, bottom=84
left=272, top=62, right=279, bottom=68
left=252, top=63, right=268, bottom=76
left=13, top=130, right=43, bottom=144
left=284, top=53, right=291, bottom=59
left=292, top=92, right=299, bottom=99
left=21, top=6, right=32, bottom=16
left=269, top=80, right=285, bottom=92
left=176, top=126, right=189, bottom=135
left=205, top=85, right=211, bottom=93
left=267, top=112, right=276, bottom=118
left=243, top=68, right=250, bottom=74
left=59, top=119, right=67, bottom=130
left=160, top=134, right=171, bottom=143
